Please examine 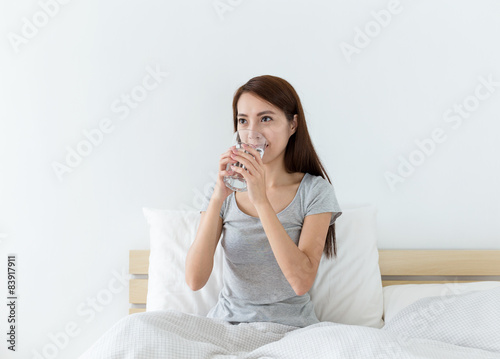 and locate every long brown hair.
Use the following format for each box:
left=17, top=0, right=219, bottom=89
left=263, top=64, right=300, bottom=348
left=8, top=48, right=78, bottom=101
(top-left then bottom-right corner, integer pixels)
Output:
left=232, top=75, right=339, bottom=259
